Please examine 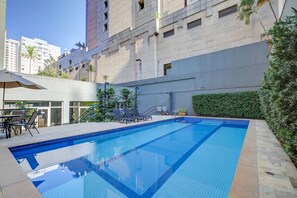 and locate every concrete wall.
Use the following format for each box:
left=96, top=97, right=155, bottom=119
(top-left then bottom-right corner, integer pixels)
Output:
left=156, top=0, right=278, bottom=74
left=56, top=48, right=96, bottom=82
left=58, top=49, right=88, bottom=70
left=118, top=42, right=269, bottom=115
left=109, top=0, right=133, bottom=37
left=0, top=74, right=131, bottom=124
left=0, top=0, right=6, bottom=70
left=161, top=0, right=185, bottom=16
left=135, top=0, right=157, bottom=28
